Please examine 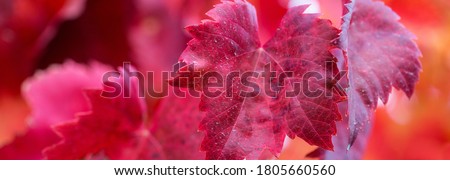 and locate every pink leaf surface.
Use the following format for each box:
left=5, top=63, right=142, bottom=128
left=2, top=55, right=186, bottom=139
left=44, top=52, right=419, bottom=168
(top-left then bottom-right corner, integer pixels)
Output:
left=43, top=67, right=164, bottom=160
left=175, top=0, right=343, bottom=159
left=23, top=61, right=110, bottom=127
left=0, top=61, right=110, bottom=159
left=340, top=0, right=422, bottom=146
